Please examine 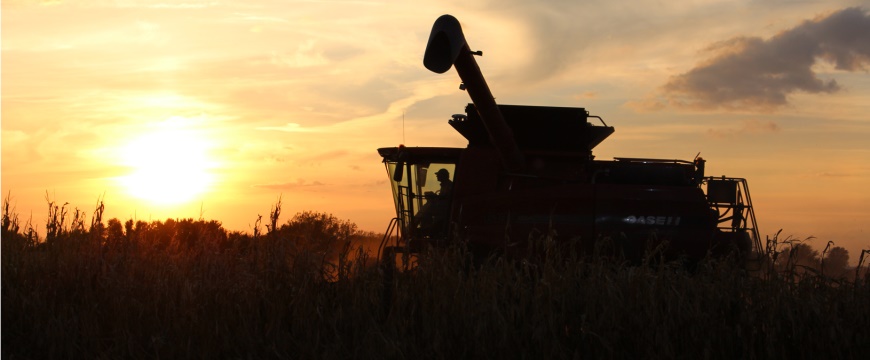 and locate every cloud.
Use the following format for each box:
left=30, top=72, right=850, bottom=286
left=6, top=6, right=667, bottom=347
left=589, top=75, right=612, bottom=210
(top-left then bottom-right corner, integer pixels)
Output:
left=254, top=179, right=326, bottom=190
left=294, top=150, right=349, bottom=166
left=143, top=2, right=220, bottom=9
left=572, top=91, right=598, bottom=100
left=270, top=39, right=329, bottom=68
left=811, top=172, right=857, bottom=178
left=256, top=123, right=319, bottom=132
left=657, top=7, right=870, bottom=111
left=706, top=119, right=781, bottom=139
